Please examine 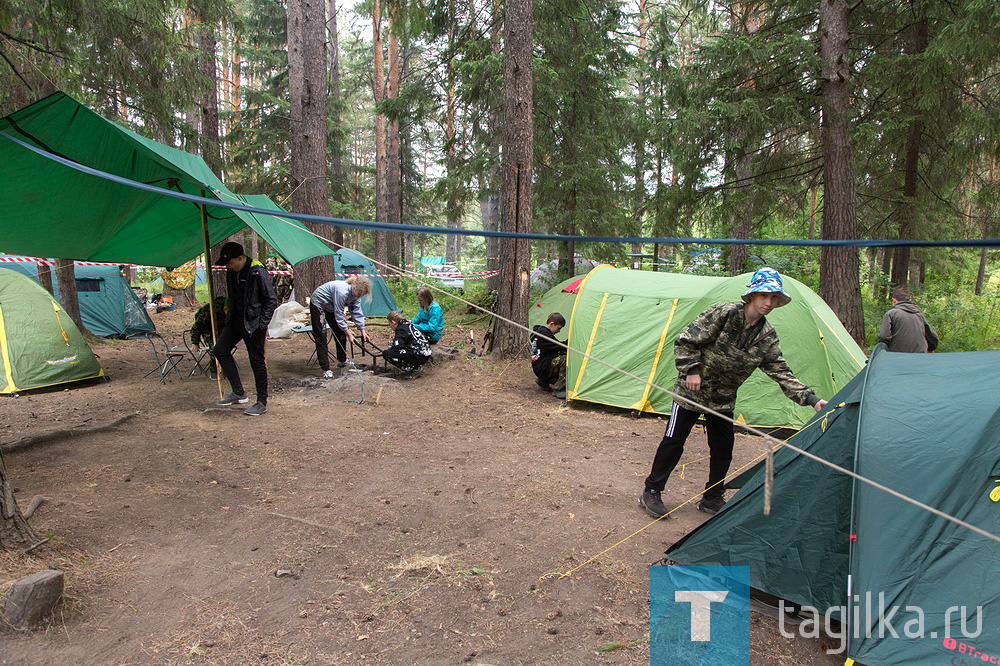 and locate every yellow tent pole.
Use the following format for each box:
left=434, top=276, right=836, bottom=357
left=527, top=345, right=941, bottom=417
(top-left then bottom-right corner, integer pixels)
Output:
left=200, top=190, right=224, bottom=399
